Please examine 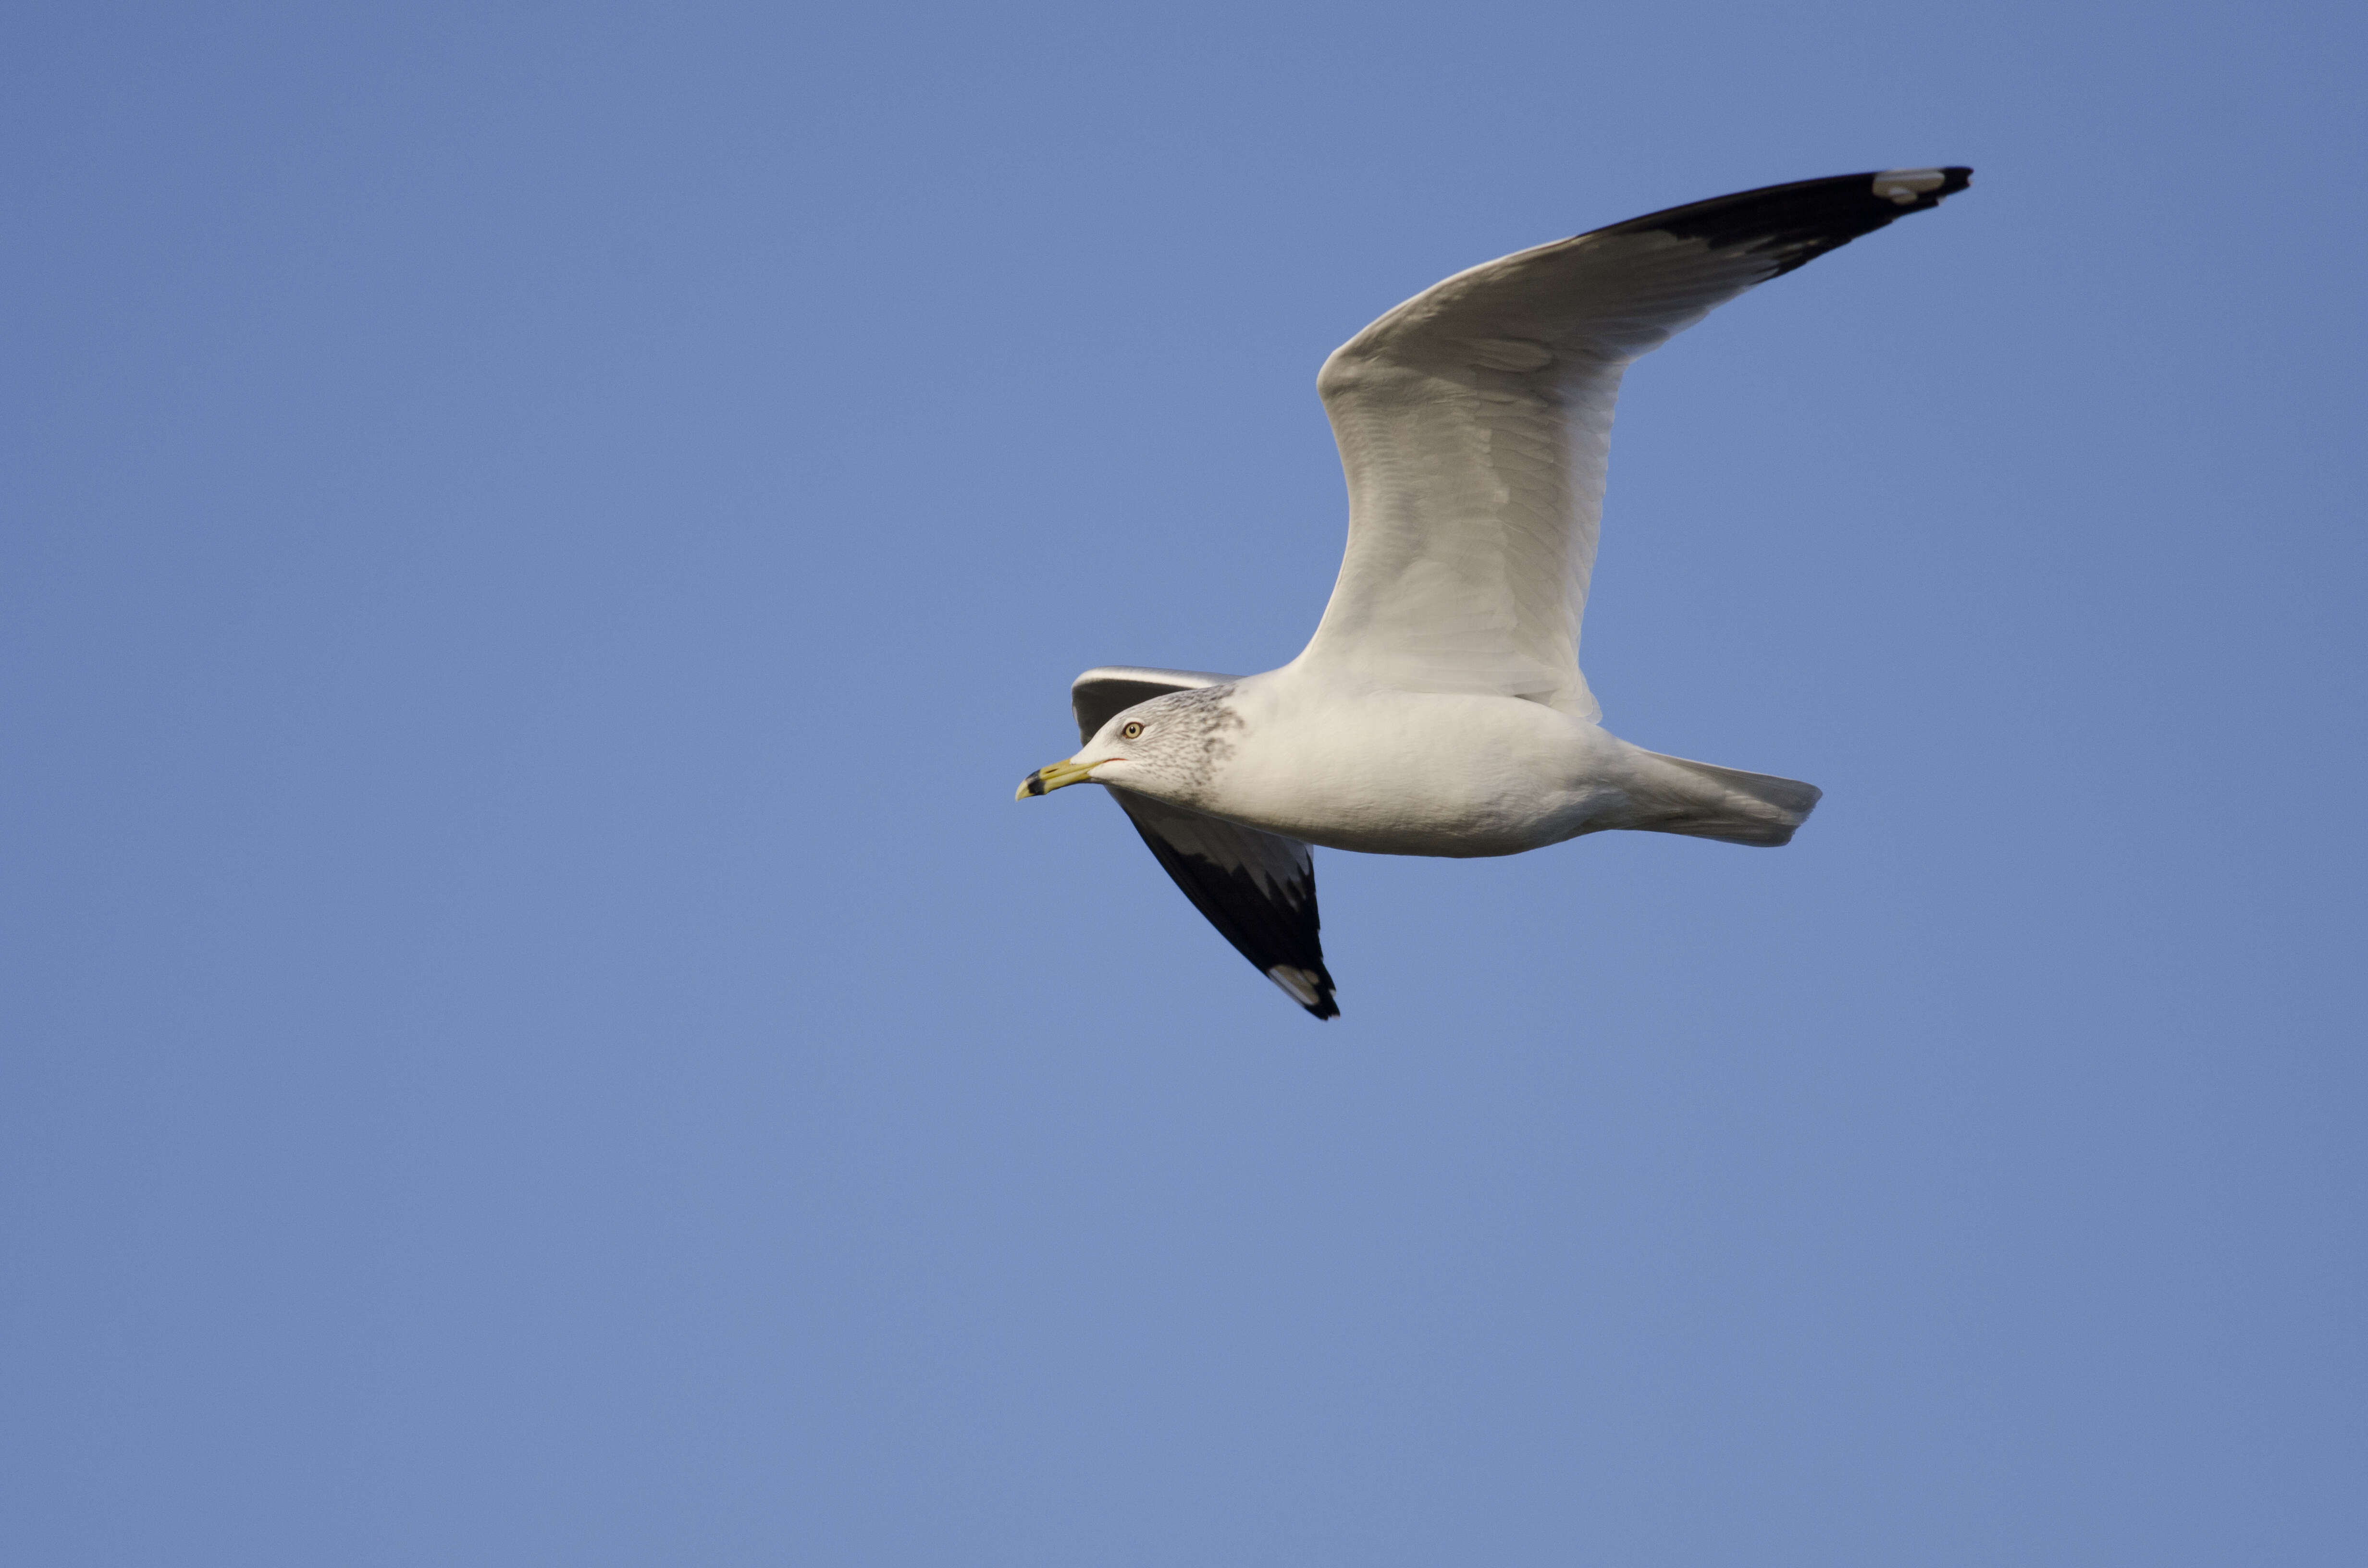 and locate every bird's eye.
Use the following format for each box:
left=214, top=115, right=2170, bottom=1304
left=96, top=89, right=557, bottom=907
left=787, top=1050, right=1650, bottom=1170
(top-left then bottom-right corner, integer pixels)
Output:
left=1121, top=721, right=1144, bottom=740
